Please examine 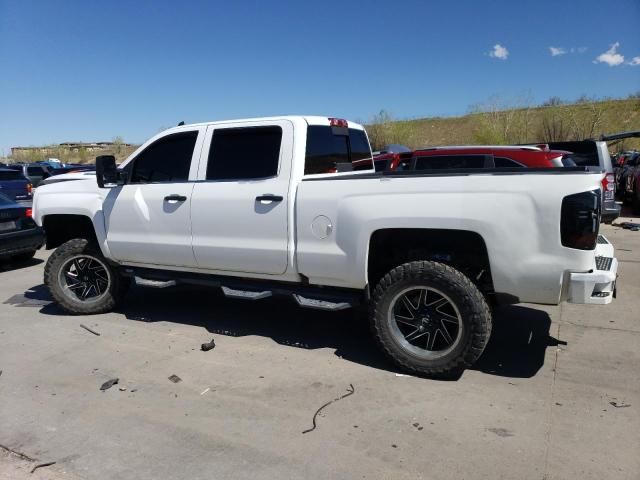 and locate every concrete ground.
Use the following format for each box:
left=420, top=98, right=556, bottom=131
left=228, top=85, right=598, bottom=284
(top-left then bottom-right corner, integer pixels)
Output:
left=0, top=220, right=638, bottom=480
